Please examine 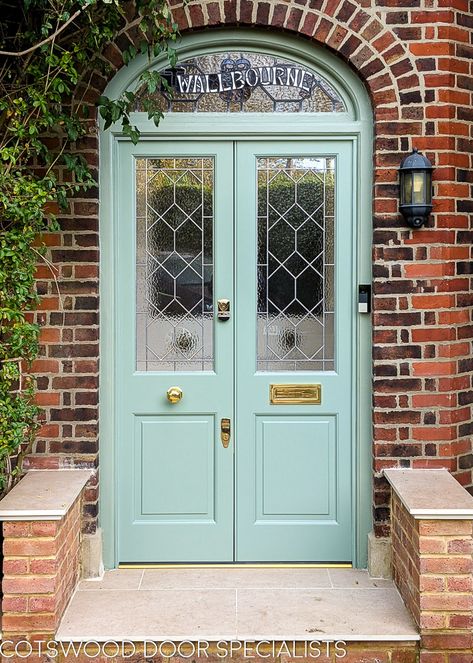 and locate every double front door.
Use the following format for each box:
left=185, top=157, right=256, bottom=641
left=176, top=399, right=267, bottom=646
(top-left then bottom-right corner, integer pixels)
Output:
left=116, top=139, right=354, bottom=563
